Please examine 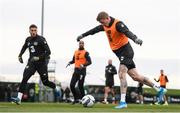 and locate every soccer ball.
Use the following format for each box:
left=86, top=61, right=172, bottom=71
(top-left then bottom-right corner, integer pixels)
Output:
left=81, top=95, right=95, bottom=107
